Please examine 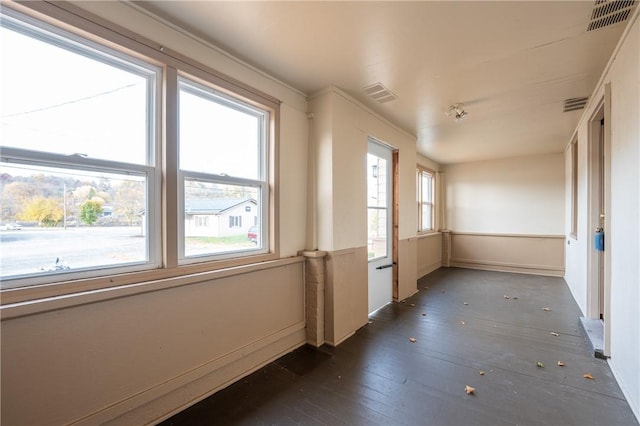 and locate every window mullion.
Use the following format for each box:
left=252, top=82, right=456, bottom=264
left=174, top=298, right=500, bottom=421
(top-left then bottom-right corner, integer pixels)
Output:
left=164, top=66, right=179, bottom=268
